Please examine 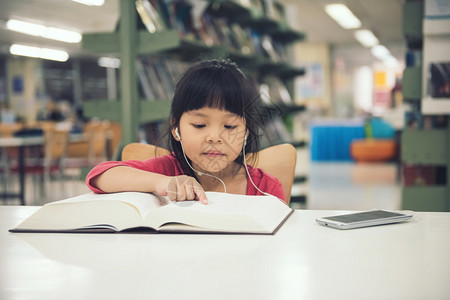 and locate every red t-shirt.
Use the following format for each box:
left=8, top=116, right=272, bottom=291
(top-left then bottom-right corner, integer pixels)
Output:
left=86, top=154, right=285, bottom=202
